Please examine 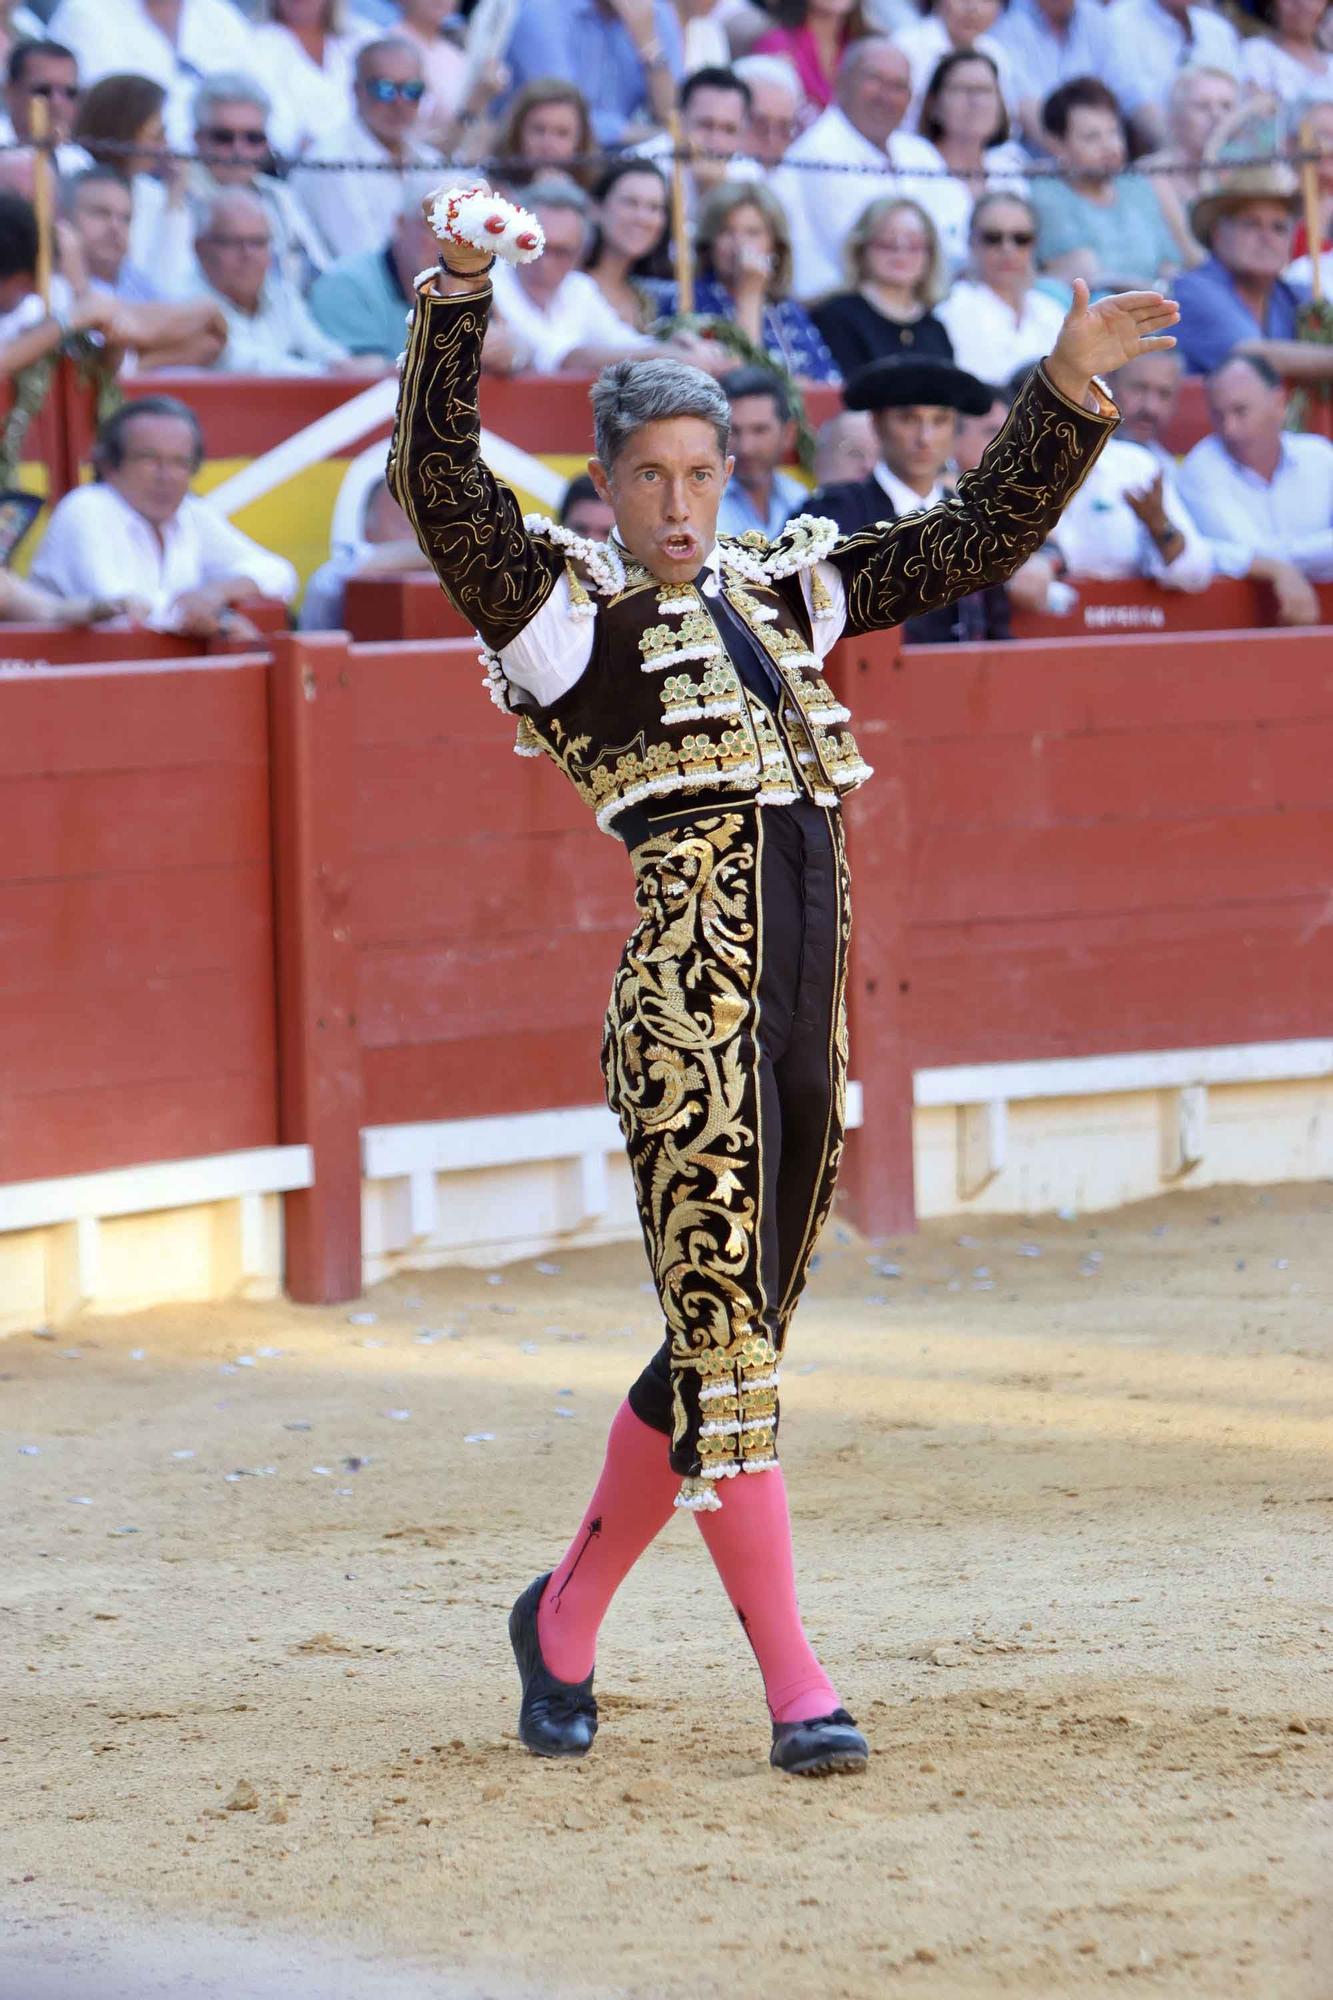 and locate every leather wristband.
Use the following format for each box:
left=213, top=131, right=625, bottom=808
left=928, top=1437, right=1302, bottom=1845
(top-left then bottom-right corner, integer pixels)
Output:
left=439, top=253, right=496, bottom=279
